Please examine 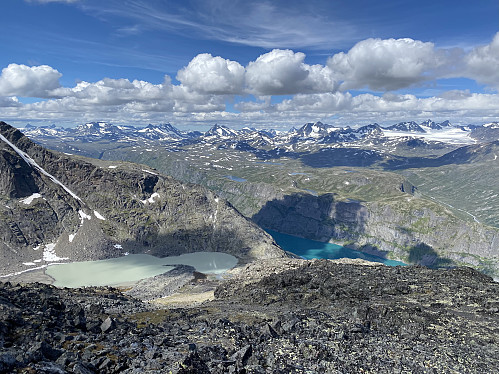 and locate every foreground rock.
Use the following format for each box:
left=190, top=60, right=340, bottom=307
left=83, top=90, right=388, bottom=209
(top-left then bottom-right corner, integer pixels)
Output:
left=1, top=260, right=498, bottom=373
